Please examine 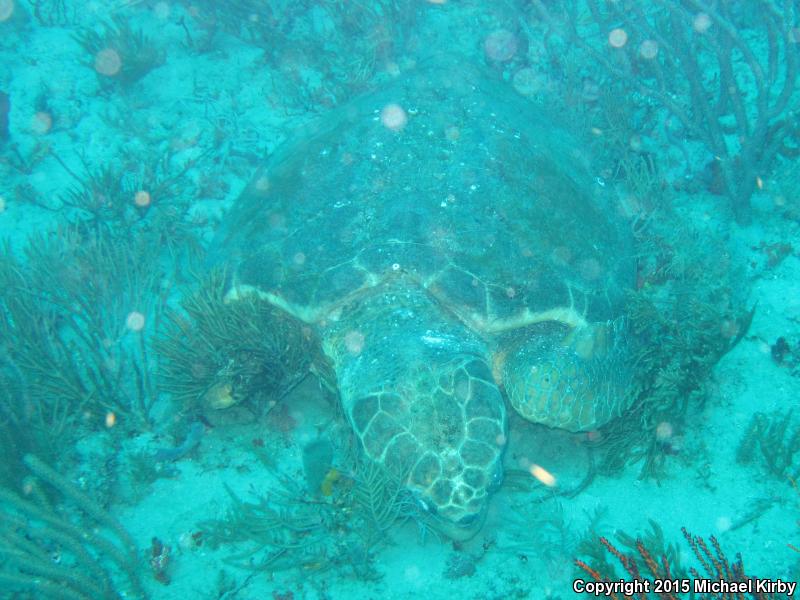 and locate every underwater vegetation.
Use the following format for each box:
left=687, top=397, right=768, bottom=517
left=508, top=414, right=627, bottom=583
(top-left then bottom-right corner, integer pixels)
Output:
left=156, top=269, right=316, bottom=415
left=184, top=0, right=419, bottom=110
left=24, top=0, right=78, bottom=27
left=528, top=0, right=800, bottom=223
left=577, top=520, right=779, bottom=599
left=74, top=15, right=165, bottom=89
left=737, top=410, right=800, bottom=482
left=0, top=454, right=143, bottom=599
left=589, top=201, right=752, bottom=479
left=51, top=150, right=202, bottom=253
left=0, top=225, right=165, bottom=450
left=200, top=444, right=417, bottom=585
